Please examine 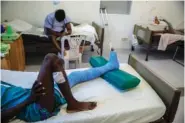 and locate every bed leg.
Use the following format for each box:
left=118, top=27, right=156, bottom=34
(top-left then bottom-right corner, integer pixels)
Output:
left=173, top=46, right=179, bottom=60
left=145, top=52, right=149, bottom=61
left=131, top=45, right=135, bottom=51
left=91, top=45, right=94, bottom=52
left=145, top=42, right=152, bottom=61
left=100, top=48, right=103, bottom=56
left=145, top=47, right=149, bottom=61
